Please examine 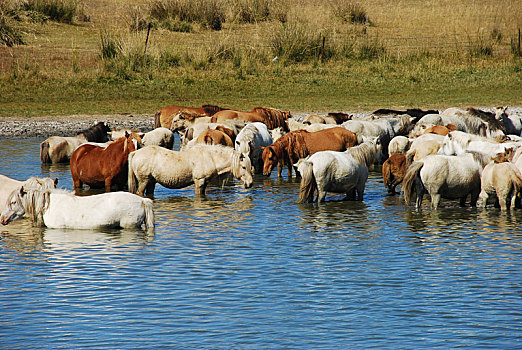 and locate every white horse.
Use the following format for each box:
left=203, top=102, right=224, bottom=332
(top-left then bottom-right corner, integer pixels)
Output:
left=0, top=175, right=57, bottom=213
left=296, top=138, right=384, bottom=203
left=142, top=127, right=174, bottom=149
left=235, top=122, right=273, bottom=174
left=388, top=135, right=412, bottom=156
left=0, top=188, right=154, bottom=231
left=438, top=131, right=520, bottom=159
left=286, top=118, right=338, bottom=132
left=128, top=144, right=254, bottom=196
left=402, top=152, right=490, bottom=209
left=479, top=162, right=522, bottom=210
